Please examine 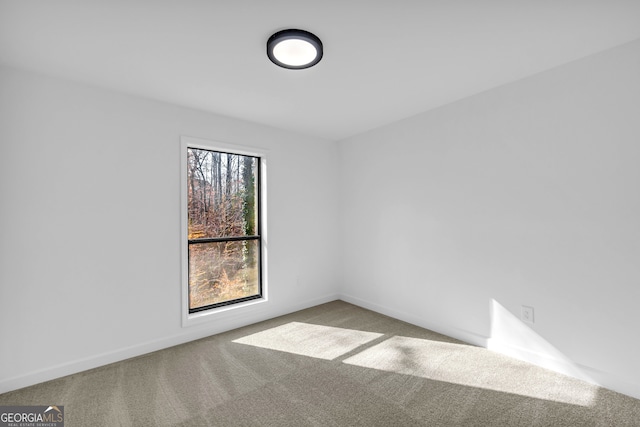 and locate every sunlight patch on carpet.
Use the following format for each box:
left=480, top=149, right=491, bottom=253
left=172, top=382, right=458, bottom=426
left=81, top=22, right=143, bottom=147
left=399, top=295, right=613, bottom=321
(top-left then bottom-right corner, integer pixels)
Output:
left=342, top=336, right=597, bottom=406
left=233, top=322, right=383, bottom=360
